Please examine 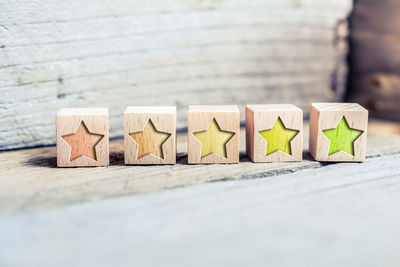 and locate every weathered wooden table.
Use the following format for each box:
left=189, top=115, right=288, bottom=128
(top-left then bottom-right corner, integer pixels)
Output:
left=0, top=123, right=399, bottom=267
